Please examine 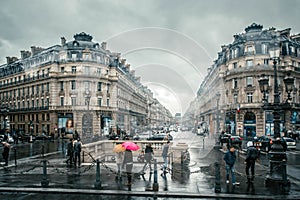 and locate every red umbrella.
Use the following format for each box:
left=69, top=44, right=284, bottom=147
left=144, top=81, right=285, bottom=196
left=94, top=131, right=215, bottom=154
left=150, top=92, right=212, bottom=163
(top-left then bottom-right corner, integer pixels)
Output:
left=122, top=141, right=140, bottom=151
